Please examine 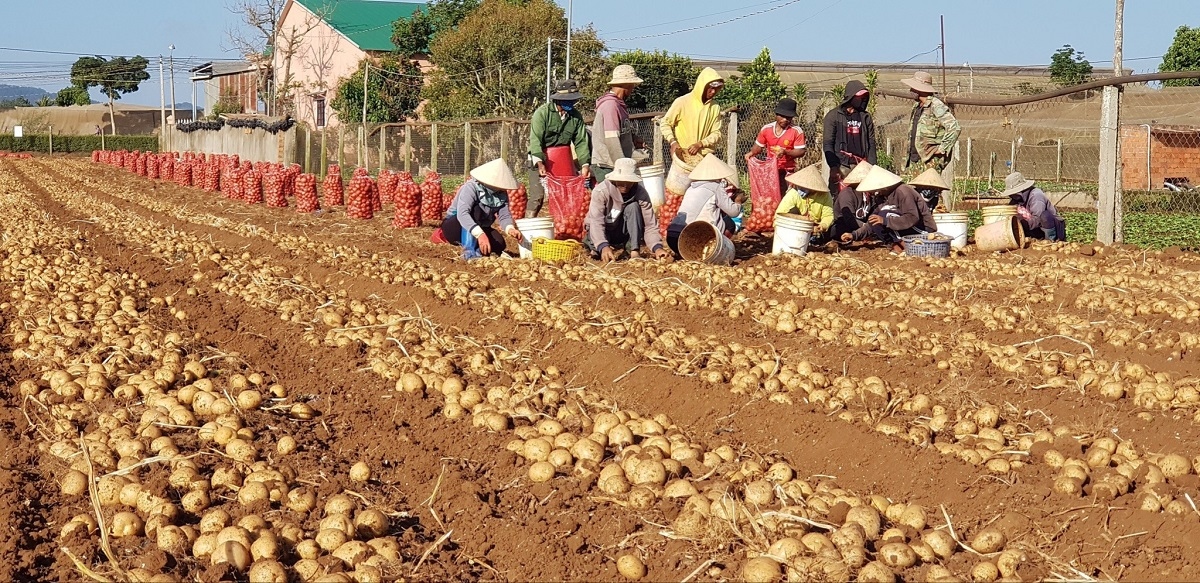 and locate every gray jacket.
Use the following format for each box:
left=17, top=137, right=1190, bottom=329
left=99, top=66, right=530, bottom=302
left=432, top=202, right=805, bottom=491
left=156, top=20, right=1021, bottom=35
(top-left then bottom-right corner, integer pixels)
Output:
left=668, top=180, right=743, bottom=237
